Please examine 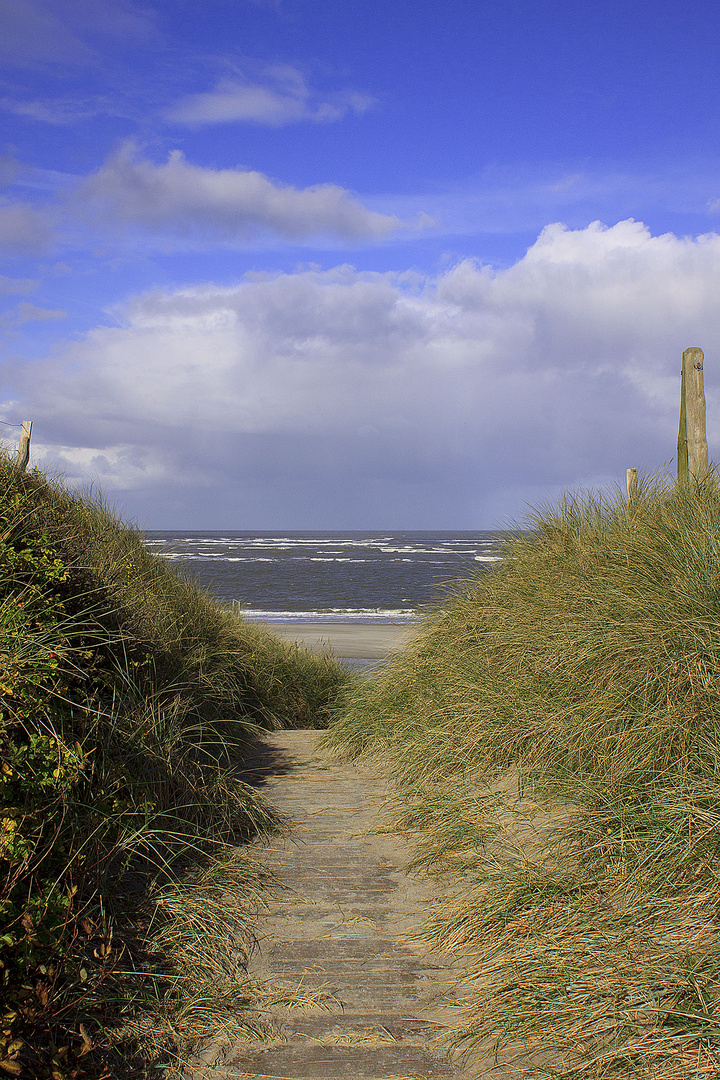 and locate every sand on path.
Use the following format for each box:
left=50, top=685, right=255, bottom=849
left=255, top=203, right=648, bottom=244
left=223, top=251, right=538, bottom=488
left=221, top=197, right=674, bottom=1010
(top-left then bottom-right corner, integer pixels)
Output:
left=260, top=621, right=414, bottom=659
left=179, top=730, right=494, bottom=1080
